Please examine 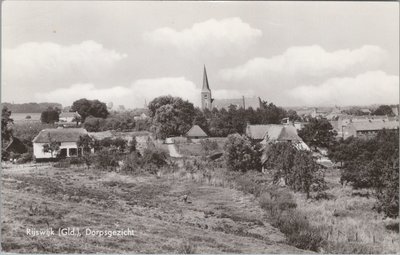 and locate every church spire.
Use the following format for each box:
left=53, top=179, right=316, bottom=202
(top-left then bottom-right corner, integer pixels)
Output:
left=202, top=65, right=211, bottom=91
